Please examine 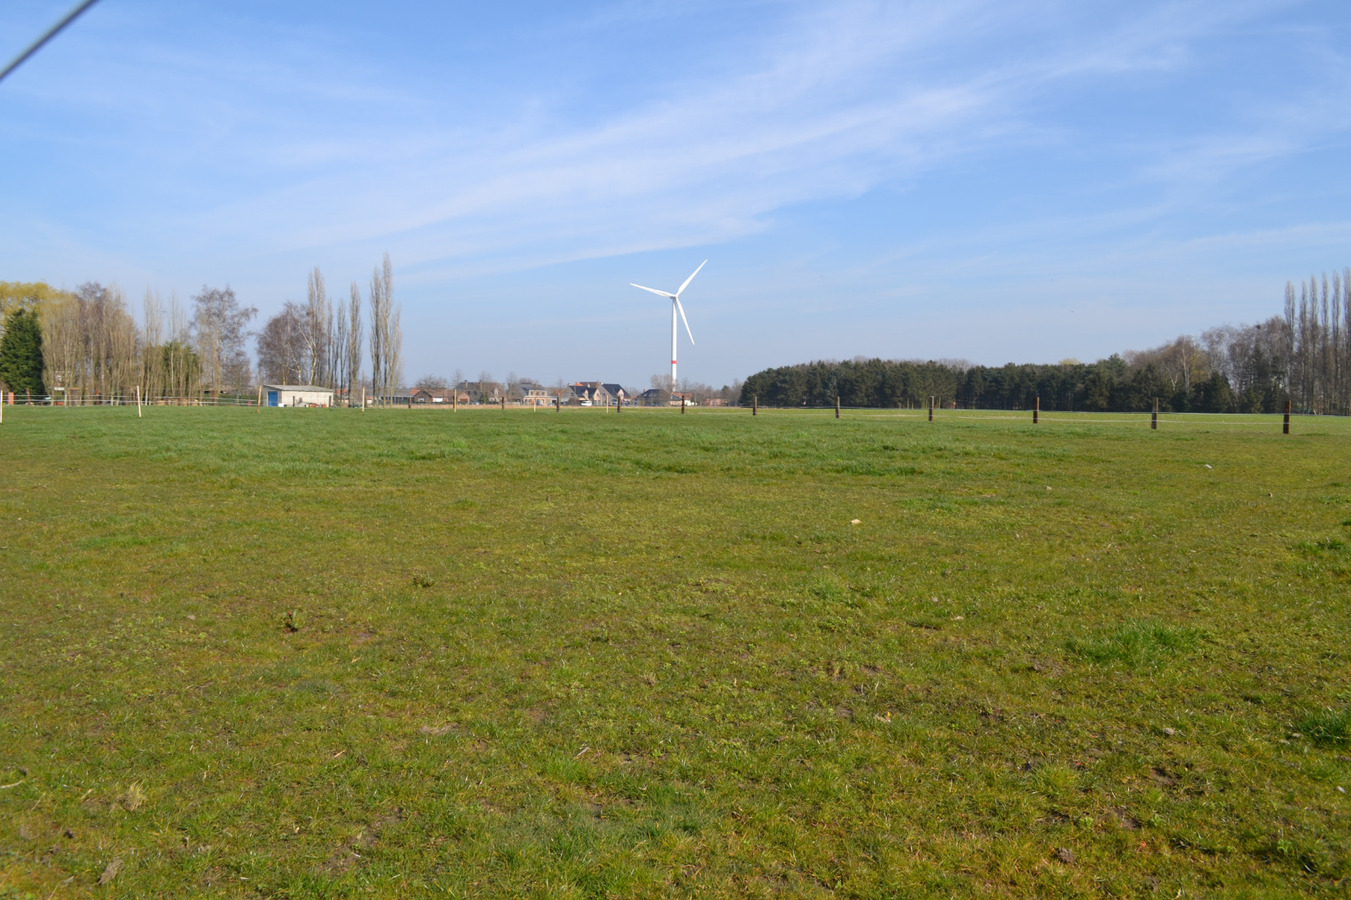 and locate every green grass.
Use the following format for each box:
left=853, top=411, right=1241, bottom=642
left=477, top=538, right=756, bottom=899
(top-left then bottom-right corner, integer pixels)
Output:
left=1066, top=621, right=1204, bottom=668
left=1297, top=709, right=1351, bottom=749
left=1, top=406, right=1349, bottom=897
